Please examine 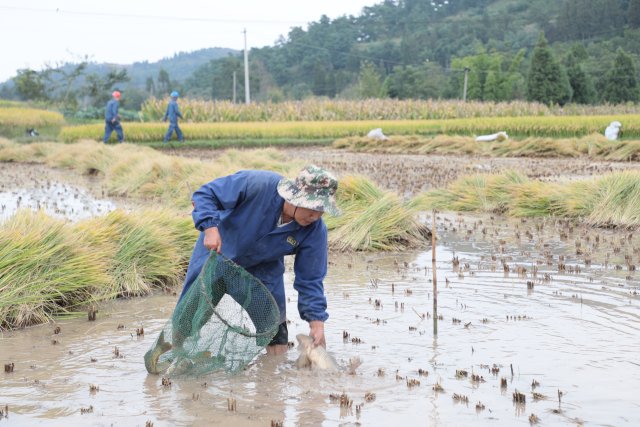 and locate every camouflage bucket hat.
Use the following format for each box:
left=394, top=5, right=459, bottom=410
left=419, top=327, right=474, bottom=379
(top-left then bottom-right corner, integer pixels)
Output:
left=277, top=165, right=340, bottom=216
